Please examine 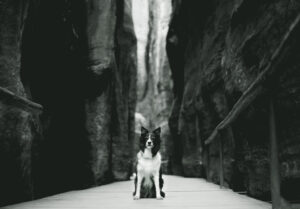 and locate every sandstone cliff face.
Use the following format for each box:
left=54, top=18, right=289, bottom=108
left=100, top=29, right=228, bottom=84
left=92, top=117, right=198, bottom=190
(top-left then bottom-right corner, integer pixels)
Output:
left=132, top=0, right=173, bottom=171
left=0, top=0, right=136, bottom=206
left=0, top=0, right=37, bottom=205
left=134, top=0, right=172, bottom=128
left=167, top=0, right=300, bottom=200
left=113, top=0, right=137, bottom=180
